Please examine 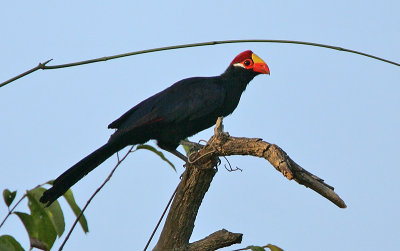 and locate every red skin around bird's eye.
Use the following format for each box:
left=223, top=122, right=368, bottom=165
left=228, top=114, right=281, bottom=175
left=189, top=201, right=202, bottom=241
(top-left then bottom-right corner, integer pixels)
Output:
left=241, top=59, right=254, bottom=69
